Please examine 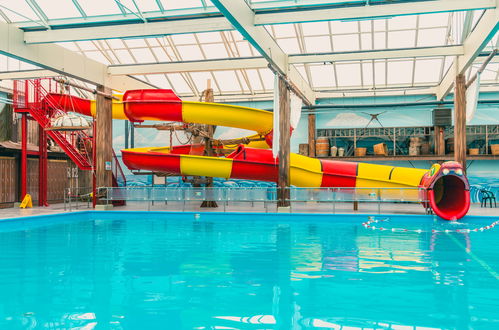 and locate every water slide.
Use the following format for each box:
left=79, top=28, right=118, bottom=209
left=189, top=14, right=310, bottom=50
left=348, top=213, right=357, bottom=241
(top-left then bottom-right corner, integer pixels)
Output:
left=46, top=90, right=470, bottom=220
